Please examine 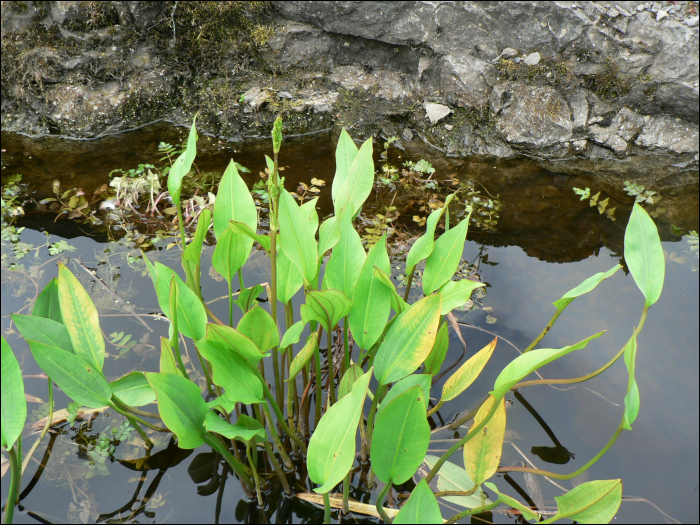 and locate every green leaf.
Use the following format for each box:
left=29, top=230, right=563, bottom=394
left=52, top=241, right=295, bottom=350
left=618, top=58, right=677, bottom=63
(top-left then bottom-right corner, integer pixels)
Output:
left=277, top=248, right=304, bottom=305
left=1, top=337, right=26, bottom=450
left=28, top=341, right=112, bottom=408
left=301, top=290, right=352, bottom=333
left=318, top=216, right=341, bottom=258
left=331, top=129, right=359, bottom=210
left=374, top=294, right=442, bottom=385
left=145, top=372, right=208, bottom=449
left=288, top=332, right=319, bottom=381
left=438, top=279, right=485, bottom=315
left=423, top=321, right=449, bottom=376
left=622, top=334, right=639, bottom=430
left=405, top=194, right=455, bottom=273
left=422, top=455, right=491, bottom=508
left=212, top=223, right=249, bottom=283
left=463, top=396, right=506, bottom=487
left=624, top=203, right=665, bottom=307
left=336, top=137, right=374, bottom=215
left=12, top=314, right=74, bottom=354
left=227, top=221, right=271, bottom=253
left=377, top=374, right=431, bottom=419
left=182, top=208, right=210, bottom=295
left=195, top=339, right=264, bottom=404
left=110, top=372, right=156, bottom=407
left=167, top=115, right=198, bottom=206
left=324, top=211, right=365, bottom=300
left=204, top=412, right=266, bottom=444
left=58, top=264, right=105, bottom=372
left=33, top=277, right=63, bottom=324
left=441, top=338, right=497, bottom=402
left=483, top=482, right=539, bottom=522
left=422, top=215, right=470, bottom=295
left=235, top=284, right=264, bottom=314
left=544, top=479, right=622, bottom=524
left=213, top=160, right=258, bottom=240
left=349, top=234, right=392, bottom=350
left=205, top=323, right=267, bottom=366
left=278, top=189, right=318, bottom=285
left=491, top=332, right=604, bottom=399
left=280, top=321, right=305, bottom=349
left=552, top=265, right=622, bottom=311
left=300, top=197, right=320, bottom=235
left=159, top=337, right=180, bottom=375
left=372, top=266, right=409, bottom=314
left=337, top=364, right=364, bottom=400
left=308, top=368, right=372, bottom=493
left=393, top=479, right=443, bottom=524
left=237, top=305, right=279, bottom=352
